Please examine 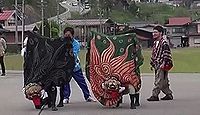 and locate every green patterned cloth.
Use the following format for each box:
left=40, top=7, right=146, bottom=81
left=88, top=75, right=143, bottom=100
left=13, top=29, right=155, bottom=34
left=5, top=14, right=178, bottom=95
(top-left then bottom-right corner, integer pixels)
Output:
left=86, top=31, right=144, bottom=106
